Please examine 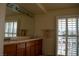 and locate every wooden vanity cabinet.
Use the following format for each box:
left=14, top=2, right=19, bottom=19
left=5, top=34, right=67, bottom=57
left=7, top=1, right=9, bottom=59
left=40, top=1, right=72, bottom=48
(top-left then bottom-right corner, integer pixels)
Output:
left=4, top=39, right=42, bottom=56
left=4, top=44, right=16, bottom=56
left=16, top=43, right=25, bottom=56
